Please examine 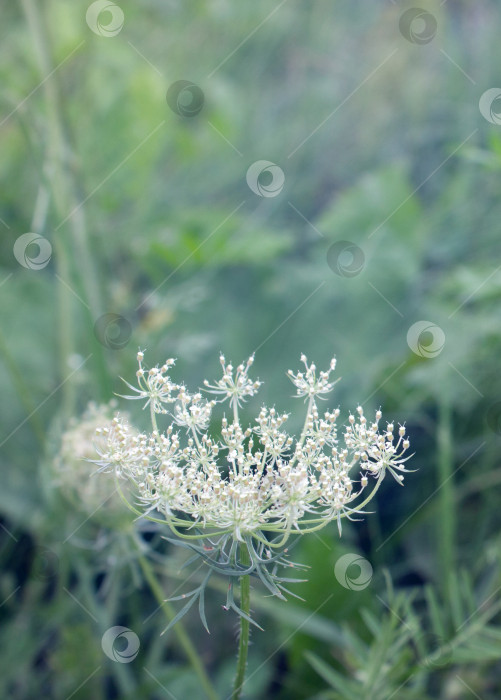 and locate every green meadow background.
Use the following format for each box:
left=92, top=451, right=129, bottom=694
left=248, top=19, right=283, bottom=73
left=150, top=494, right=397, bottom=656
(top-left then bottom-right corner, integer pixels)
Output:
left=1, top=1, right=501, bottom=698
